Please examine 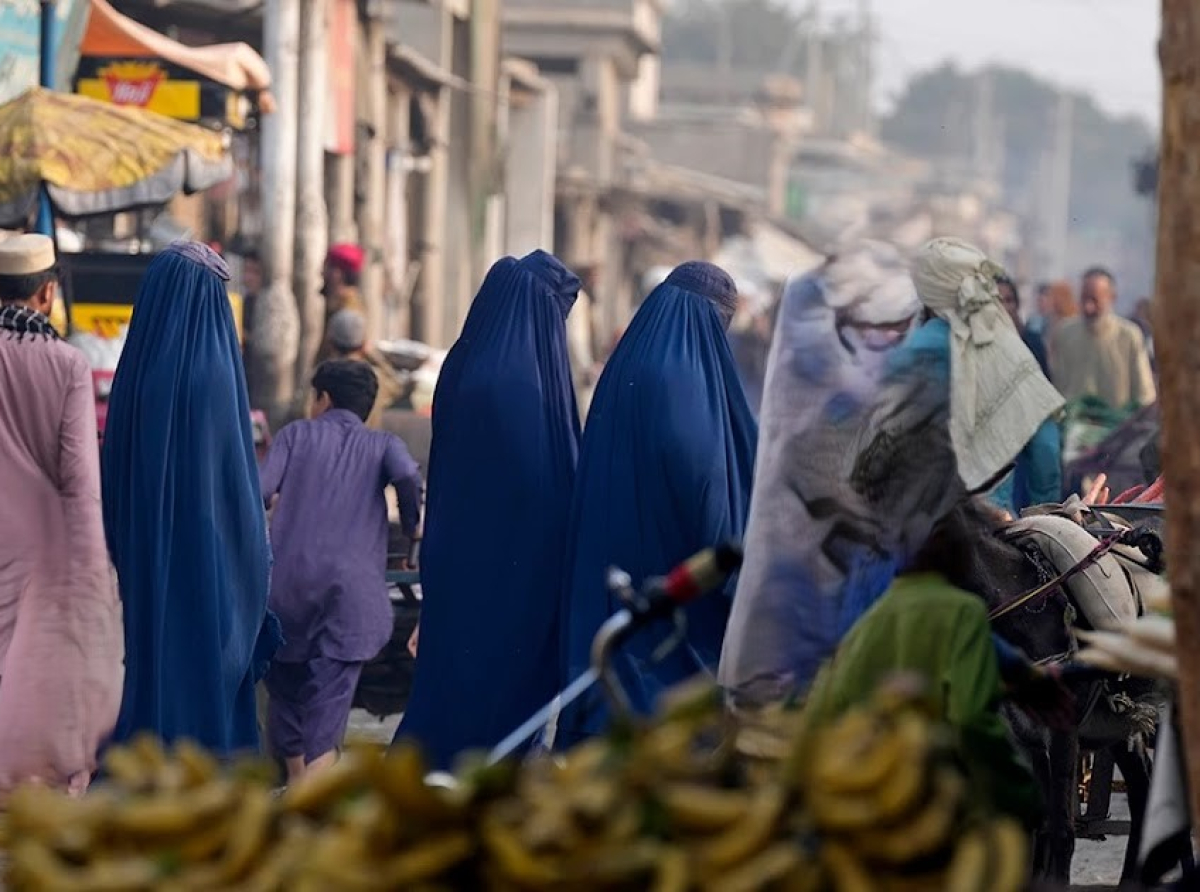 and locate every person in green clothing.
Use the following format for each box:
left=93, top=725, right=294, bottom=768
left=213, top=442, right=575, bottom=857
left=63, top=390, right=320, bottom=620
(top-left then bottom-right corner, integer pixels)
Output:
left=801, top=498, right=1073, bottom=830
